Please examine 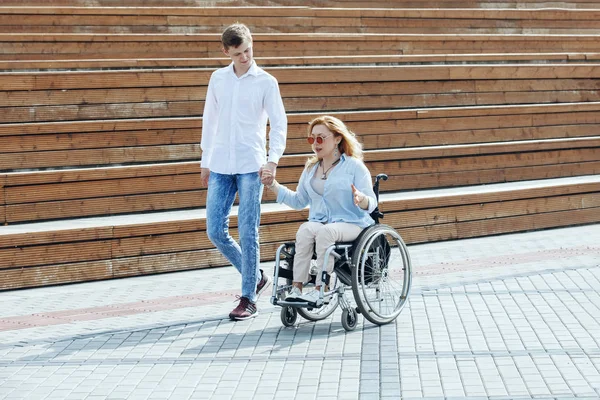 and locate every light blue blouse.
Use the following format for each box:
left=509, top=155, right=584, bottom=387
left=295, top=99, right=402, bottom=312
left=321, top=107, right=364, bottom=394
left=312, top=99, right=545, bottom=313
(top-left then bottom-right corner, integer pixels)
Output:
left=276, top=154, right=378, bottom=229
